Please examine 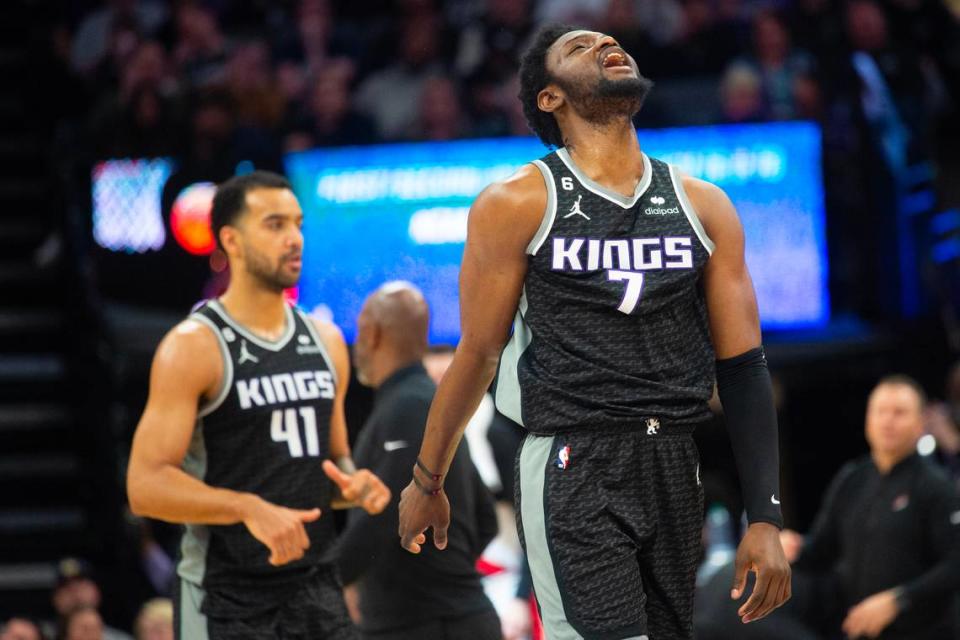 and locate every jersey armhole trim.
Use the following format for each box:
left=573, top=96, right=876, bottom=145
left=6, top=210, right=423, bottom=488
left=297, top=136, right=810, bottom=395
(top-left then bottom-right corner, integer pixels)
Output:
left=526, top=160, right=557, bottom=256
left=669, top=164, right=716, bottom=256
left=298, top=309, right=340, bottom=387
left=191, top=314, right=233, bottom=418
